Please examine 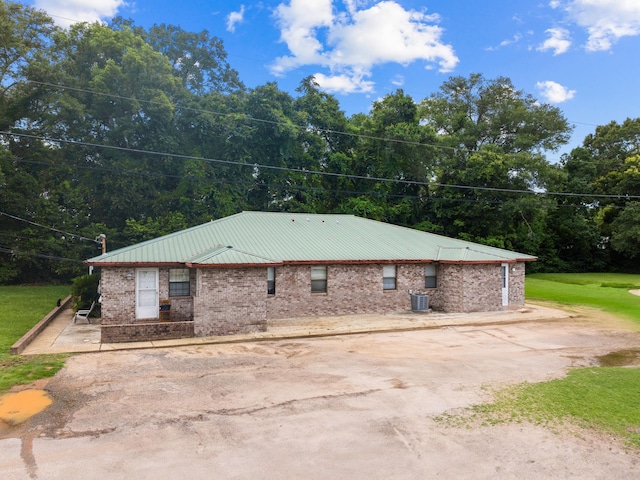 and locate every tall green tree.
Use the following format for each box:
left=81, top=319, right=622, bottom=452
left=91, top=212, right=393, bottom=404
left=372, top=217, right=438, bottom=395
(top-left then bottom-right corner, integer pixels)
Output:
left=430, top=146, right=556, bottom=252
left=346, top=90, right=438, bottom=225
left=560, top=119, right=640, bottom=270
left=419, top=73, right=572, bottom=154
left=0, top=1, right=86, bottom=283
left=243, top=82, right=304, bottom=211
left=136, top=22, right=244, bottom=95
left=416, top=74, right=572, bottom=259
left=0, top=0, right=57, bottom=130
left=292, top=76, right=354, bottom=212
left=25, top=22, right=187, bottom=229
left=582, top=118, right=640, bottom=179
left=610, top=203, right=640, bottom=260
left=168, top=90, right=252, bottom=222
